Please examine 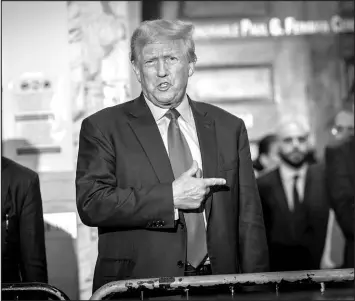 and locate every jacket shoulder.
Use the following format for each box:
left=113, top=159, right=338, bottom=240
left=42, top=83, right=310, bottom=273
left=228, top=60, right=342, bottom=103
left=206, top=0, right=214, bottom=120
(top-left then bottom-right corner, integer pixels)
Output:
left=2, top=156, right=38, bottom=182
left=257, top=168, right=279, bottom=187
left=193, top=101, right=244, bottom=126
left=84, top=99, right=135, bottom=126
